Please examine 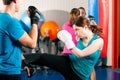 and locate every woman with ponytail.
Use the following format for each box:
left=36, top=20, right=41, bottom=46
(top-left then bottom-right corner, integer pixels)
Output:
left=25, top=16, right=103, bottom=80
